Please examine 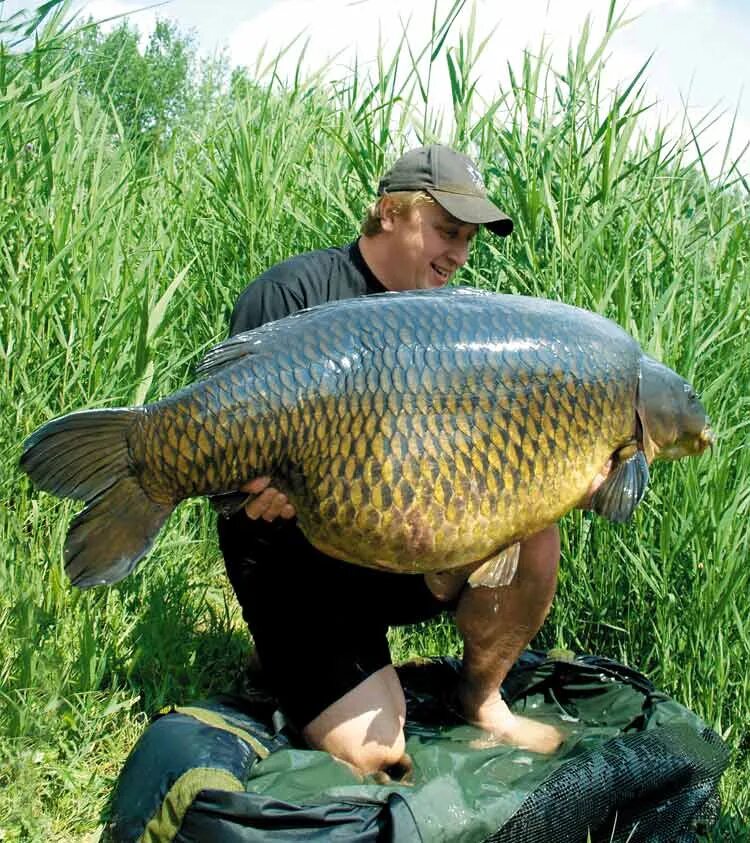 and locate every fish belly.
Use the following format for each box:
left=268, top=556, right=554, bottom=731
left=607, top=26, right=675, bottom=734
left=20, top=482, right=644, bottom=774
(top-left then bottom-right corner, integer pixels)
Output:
left=290, top=373, right=630, bottom=573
